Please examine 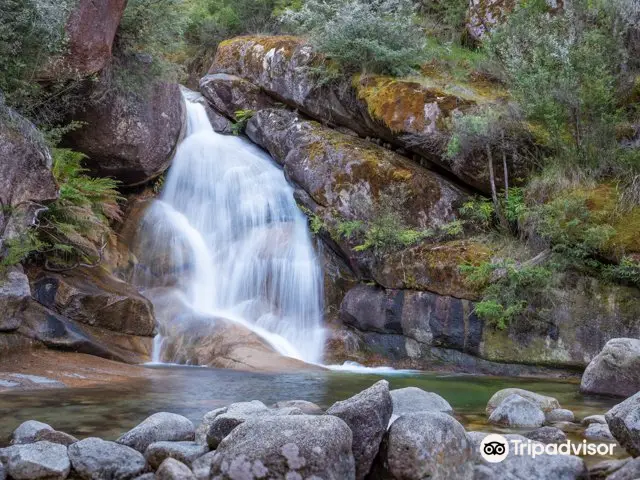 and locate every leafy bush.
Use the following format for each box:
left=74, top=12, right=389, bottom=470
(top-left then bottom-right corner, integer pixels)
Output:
left=282, top=0, right=427, bottom=76
left=231, top=109, right=255, bottom=135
